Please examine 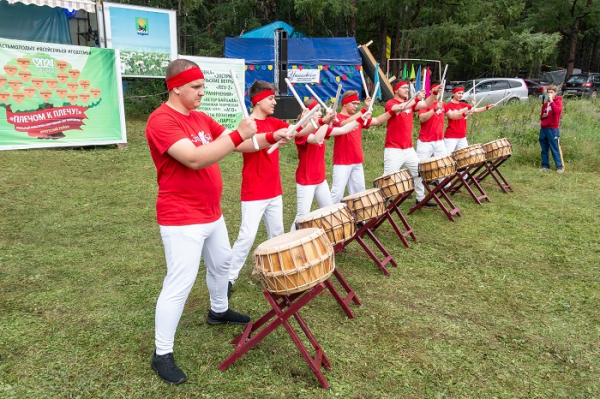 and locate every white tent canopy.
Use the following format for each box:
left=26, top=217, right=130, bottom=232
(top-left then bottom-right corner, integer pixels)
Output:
left=7, top=0, right=96, bottom=13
